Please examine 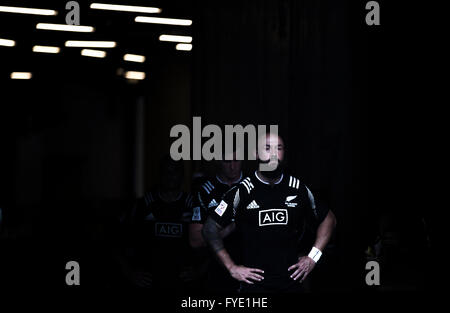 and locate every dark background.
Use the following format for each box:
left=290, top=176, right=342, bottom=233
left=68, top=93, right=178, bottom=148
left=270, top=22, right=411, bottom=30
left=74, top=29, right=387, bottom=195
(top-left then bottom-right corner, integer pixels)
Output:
left=0, top=0, right=433, bottom=297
